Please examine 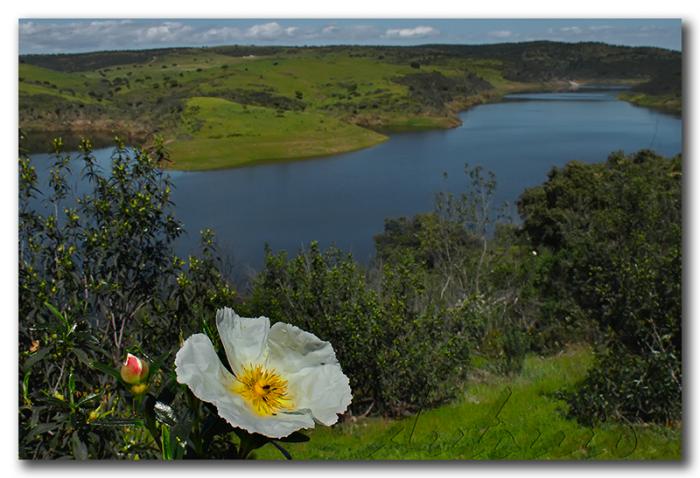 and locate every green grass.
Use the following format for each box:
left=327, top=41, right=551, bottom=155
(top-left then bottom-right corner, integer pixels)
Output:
left=19, top=49, right=516, bottom=169
left=19, top=64, right=100, bottom=104
left=253, top=345, right=681, bottom=460
left=18, top=82, right=92, bottom=103
left=619, top=92, right=682, bottom=116
left=168, top=97, right=387, bottom=170
left=19, top=47, right=680, bottom=169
